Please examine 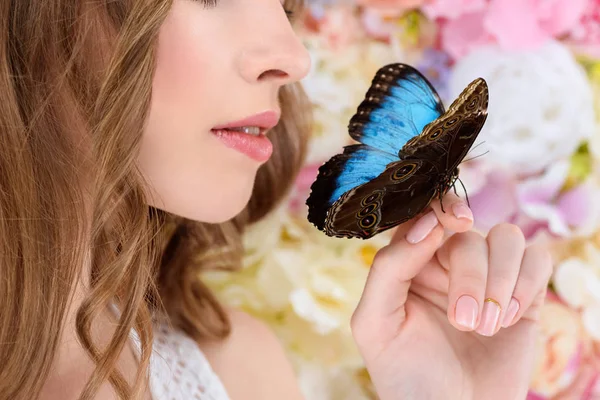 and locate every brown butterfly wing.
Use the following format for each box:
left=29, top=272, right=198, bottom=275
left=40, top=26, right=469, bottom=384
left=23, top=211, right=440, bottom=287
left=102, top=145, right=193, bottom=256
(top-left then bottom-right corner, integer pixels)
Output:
left=324, top=159, right=439, bottom=239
